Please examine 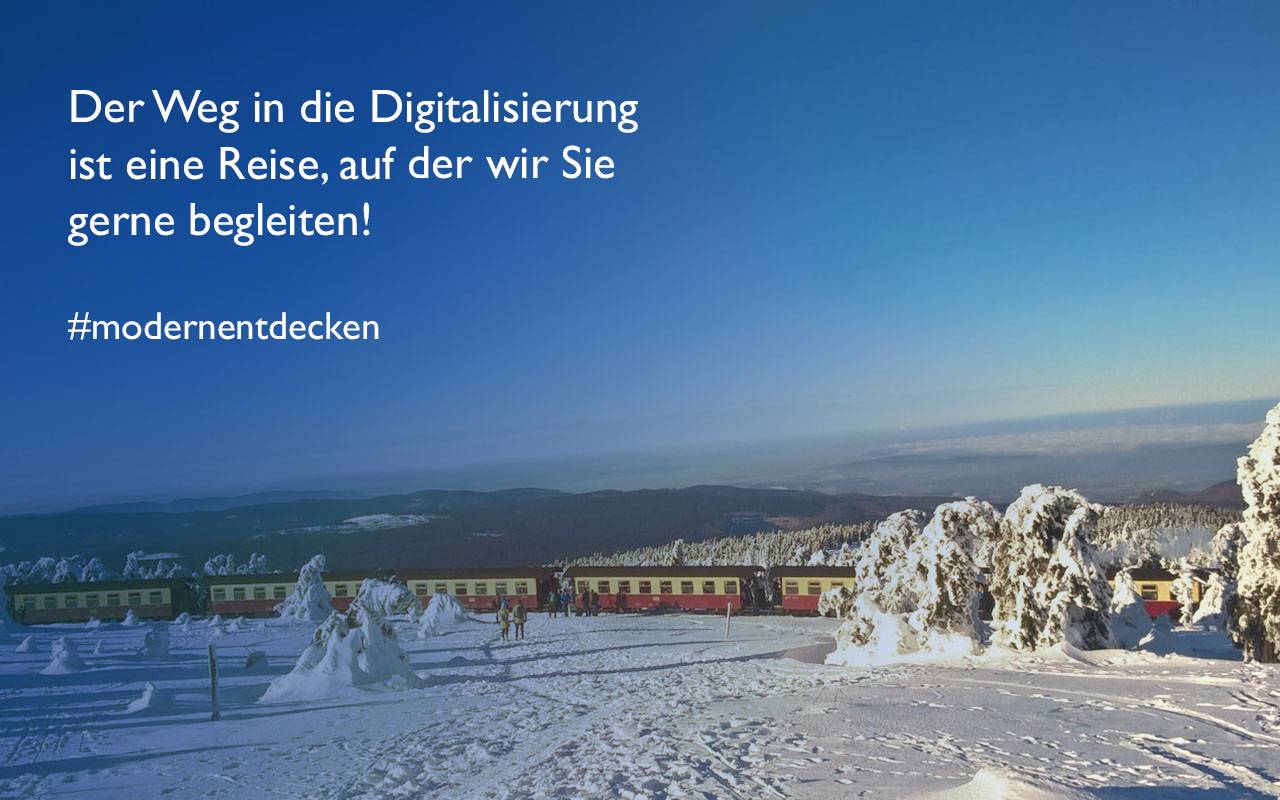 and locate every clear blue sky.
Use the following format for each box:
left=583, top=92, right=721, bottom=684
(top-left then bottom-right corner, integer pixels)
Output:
left=2, top=2, right=1278, bottom=510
